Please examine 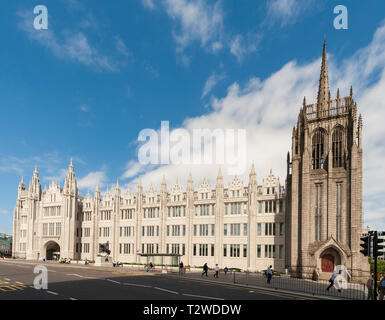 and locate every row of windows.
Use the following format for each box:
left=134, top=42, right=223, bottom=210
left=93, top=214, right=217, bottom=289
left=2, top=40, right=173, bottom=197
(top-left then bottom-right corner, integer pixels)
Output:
left=195, top=204, right=214, bottom=216
left=225, top=202, right=246, bottom=215
left=193, top=224, right=215, bottom=237
left=143, top=225, right=158, bottom=237
left=120, top=226, right=135, bottom=237
left=100, top=211, right=112, bottom=221
left=256, top=244, right=285, bottom=259
left=76, top=227, right=90, bottom=237
left=312, top=128, right=344, bottom=170
left=99, top=227, right=110, bottom=237
left=42, top=223, right=61, bottom=236
left=257, top=223, right=285, bottom=236
left=43, top=206, right=61, bottom=217
left=167, top=225, right=186, bottom=237
left=169, top=206, right=186, bottom=217
left=121, top=209, right=134, bottom=220
left=144, top=207, right=158, bottom=218
left=75, top=243, right=90, bottom=253
left=120, top=243, right=135, bottom=254
left=166, top=243, right=186, bottom=255
left=20, top=229, right=27, bottom=238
